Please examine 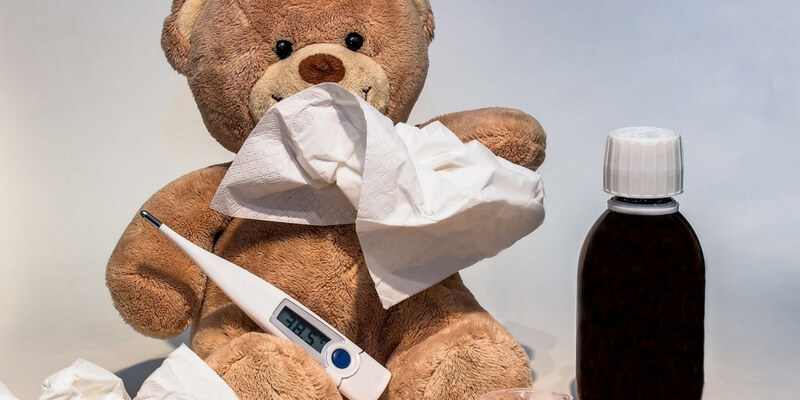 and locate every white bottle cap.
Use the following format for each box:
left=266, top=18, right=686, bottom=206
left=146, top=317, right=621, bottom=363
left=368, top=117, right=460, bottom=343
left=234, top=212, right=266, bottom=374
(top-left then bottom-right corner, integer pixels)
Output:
left=604, top=127, right=683, bottom=198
